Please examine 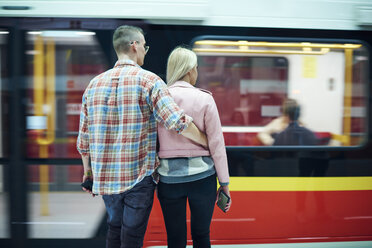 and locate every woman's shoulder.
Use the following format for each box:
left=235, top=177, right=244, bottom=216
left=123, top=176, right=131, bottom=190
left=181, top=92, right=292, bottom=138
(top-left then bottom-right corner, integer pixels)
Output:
left=197, top=88, right=212, bottom=96
left=171, top=83, right=213, bottom=99
left=194, top=87, right=215, bottom=103
left=194, top=88, right=216, bottom=107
